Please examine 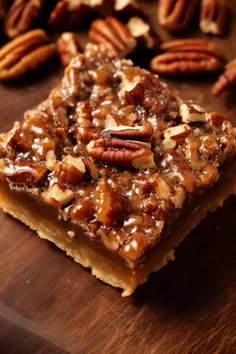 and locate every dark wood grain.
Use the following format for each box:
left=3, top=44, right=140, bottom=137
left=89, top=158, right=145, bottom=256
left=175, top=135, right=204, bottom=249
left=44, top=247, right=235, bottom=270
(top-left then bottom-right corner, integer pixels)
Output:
left=0, top=1, right=236, bottom=353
